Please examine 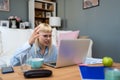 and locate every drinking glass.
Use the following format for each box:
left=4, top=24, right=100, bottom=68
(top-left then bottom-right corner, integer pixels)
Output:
left=20, top=54, right=32, bottom=72
left=105, top=68, right=120, bottom=80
